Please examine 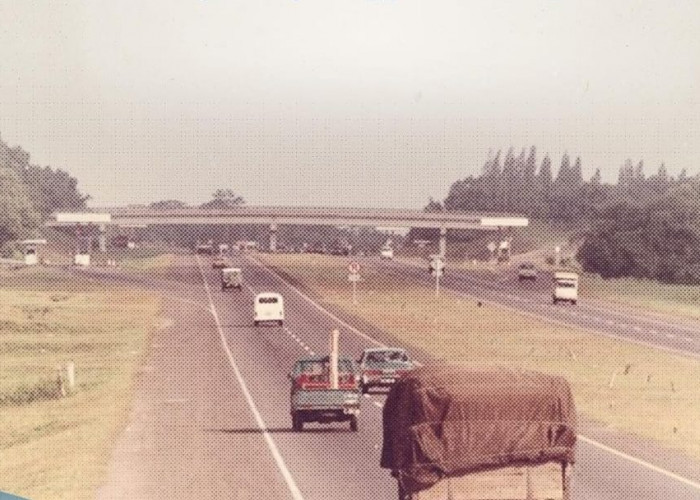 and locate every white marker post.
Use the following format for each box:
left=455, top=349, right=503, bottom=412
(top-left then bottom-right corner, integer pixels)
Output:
left=430, top=256, right=445, bottom=297
left=329, top=329, right=339, bottom=390
left=348, top=262, right=361, bottom=305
